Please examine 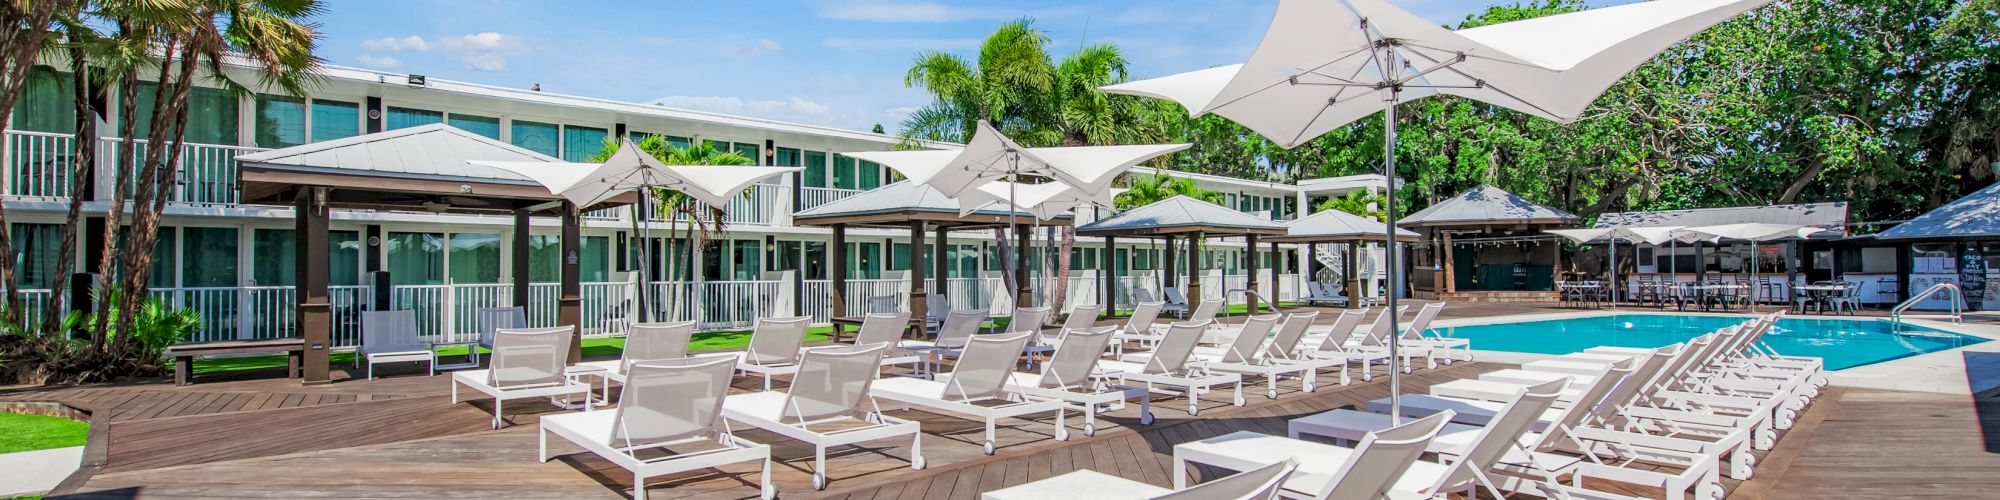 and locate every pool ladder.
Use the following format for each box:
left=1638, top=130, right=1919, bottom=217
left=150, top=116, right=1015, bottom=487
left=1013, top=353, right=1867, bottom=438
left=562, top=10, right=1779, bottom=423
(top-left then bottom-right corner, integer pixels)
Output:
left=1889, top=282, right=1963, bottom=330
